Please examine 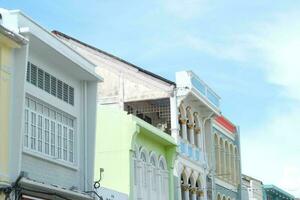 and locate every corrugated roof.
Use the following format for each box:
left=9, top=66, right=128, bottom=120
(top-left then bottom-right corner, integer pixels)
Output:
left=52, top=30, right=176, bottom=86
